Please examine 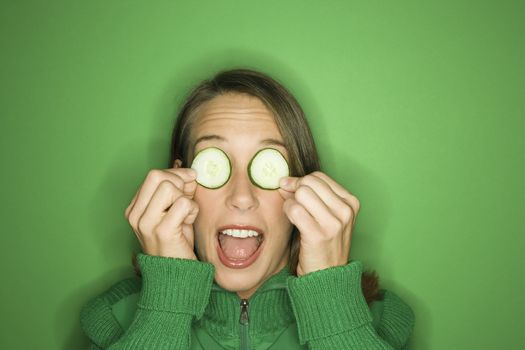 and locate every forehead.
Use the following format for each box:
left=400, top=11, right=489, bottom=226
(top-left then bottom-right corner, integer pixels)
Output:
left=192, top=93, right=281, bottom=138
